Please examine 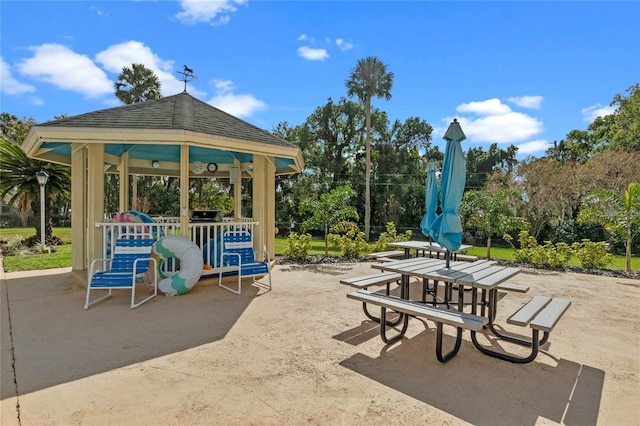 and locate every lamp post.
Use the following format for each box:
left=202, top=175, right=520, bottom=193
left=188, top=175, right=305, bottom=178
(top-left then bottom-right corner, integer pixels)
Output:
left=36, top=170, right=49, bottom=253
